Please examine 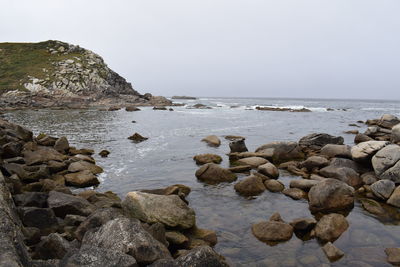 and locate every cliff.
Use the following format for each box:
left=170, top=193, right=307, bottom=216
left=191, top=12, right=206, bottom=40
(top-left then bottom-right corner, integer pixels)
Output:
left=0, top=40, right=171, bottom=108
